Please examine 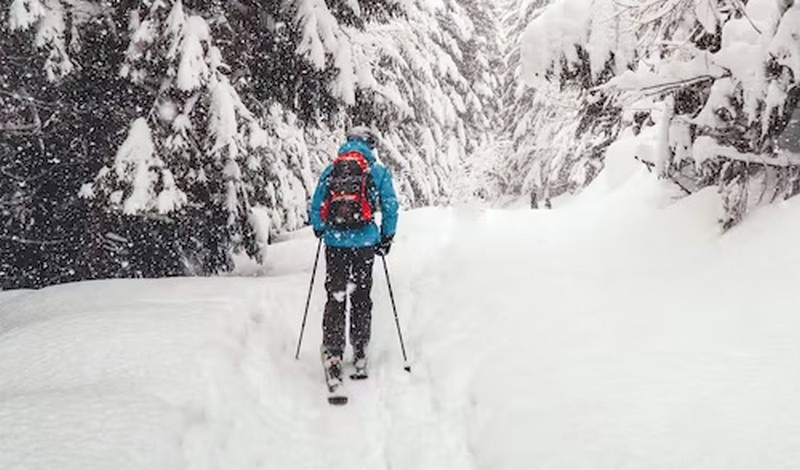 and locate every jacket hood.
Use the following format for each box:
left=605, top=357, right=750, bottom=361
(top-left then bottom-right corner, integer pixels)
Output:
left=338, top=138, right=376, bottom=164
